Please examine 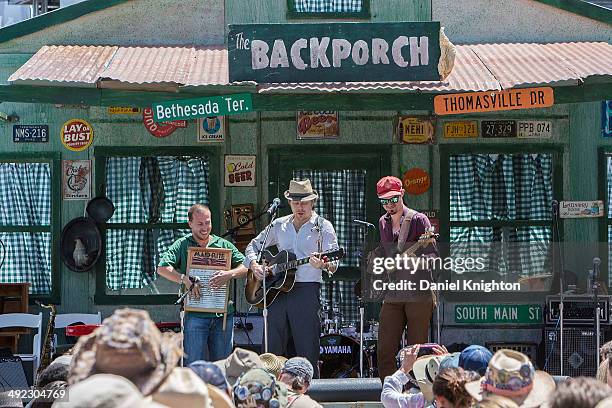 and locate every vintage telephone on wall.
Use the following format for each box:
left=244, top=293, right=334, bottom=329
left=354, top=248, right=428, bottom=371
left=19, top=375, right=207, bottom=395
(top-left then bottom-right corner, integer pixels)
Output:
left=224, top=204, right=257, bottom=252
